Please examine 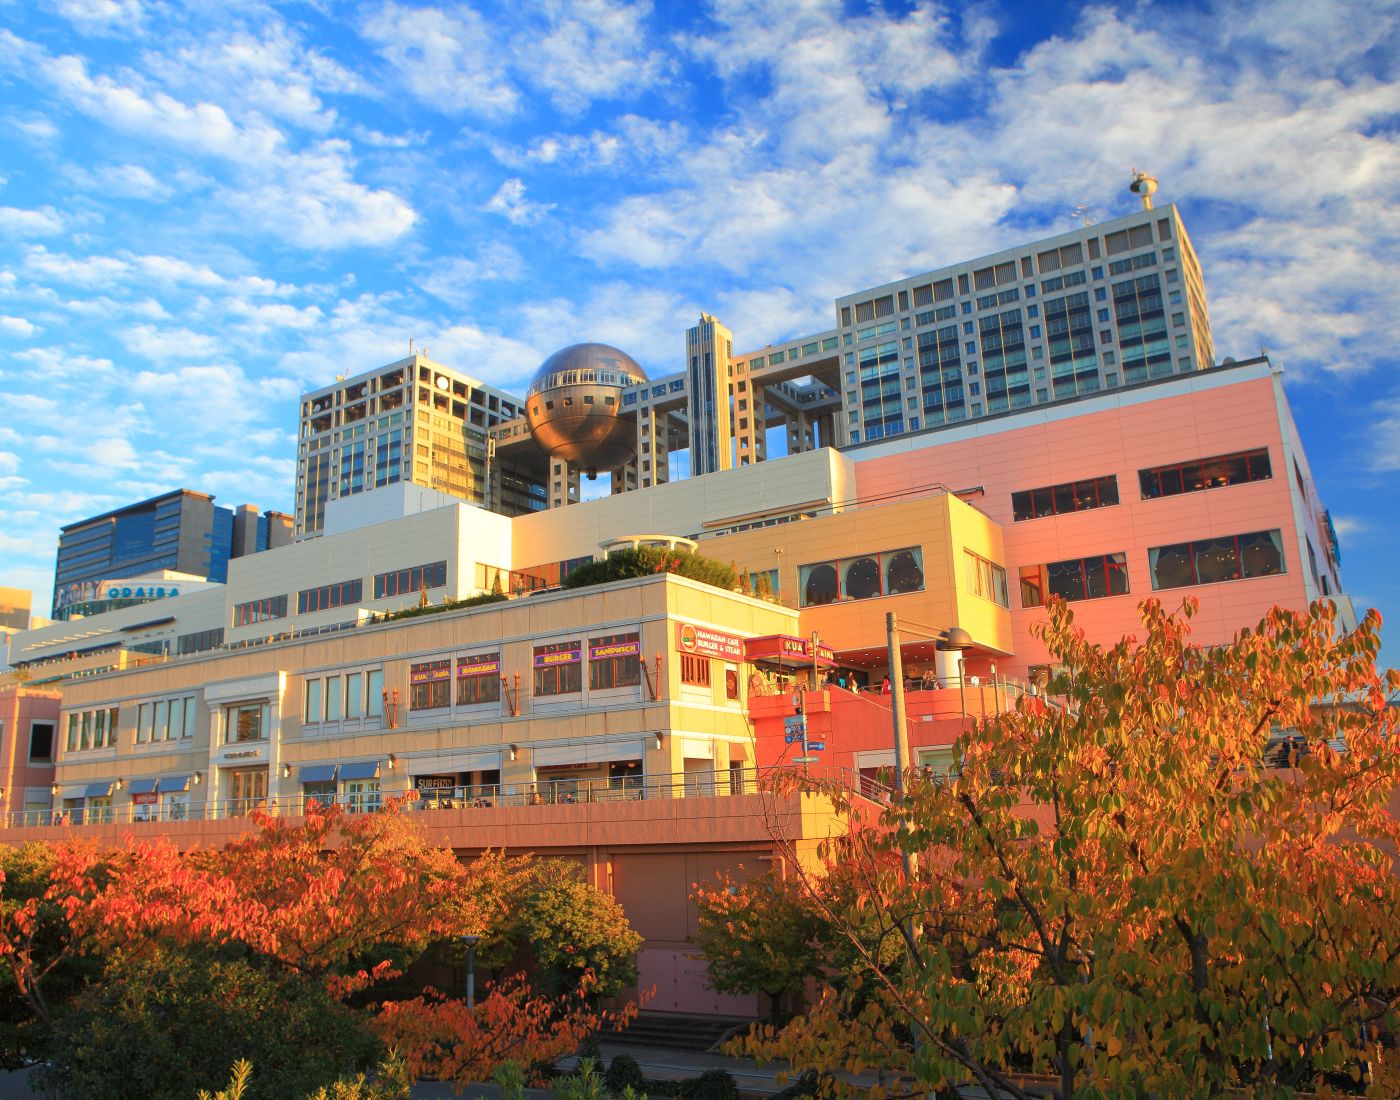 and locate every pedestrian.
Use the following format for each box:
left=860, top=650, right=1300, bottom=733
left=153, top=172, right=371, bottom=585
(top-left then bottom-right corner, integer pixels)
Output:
left=881, top=675, right=891, bottom=695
